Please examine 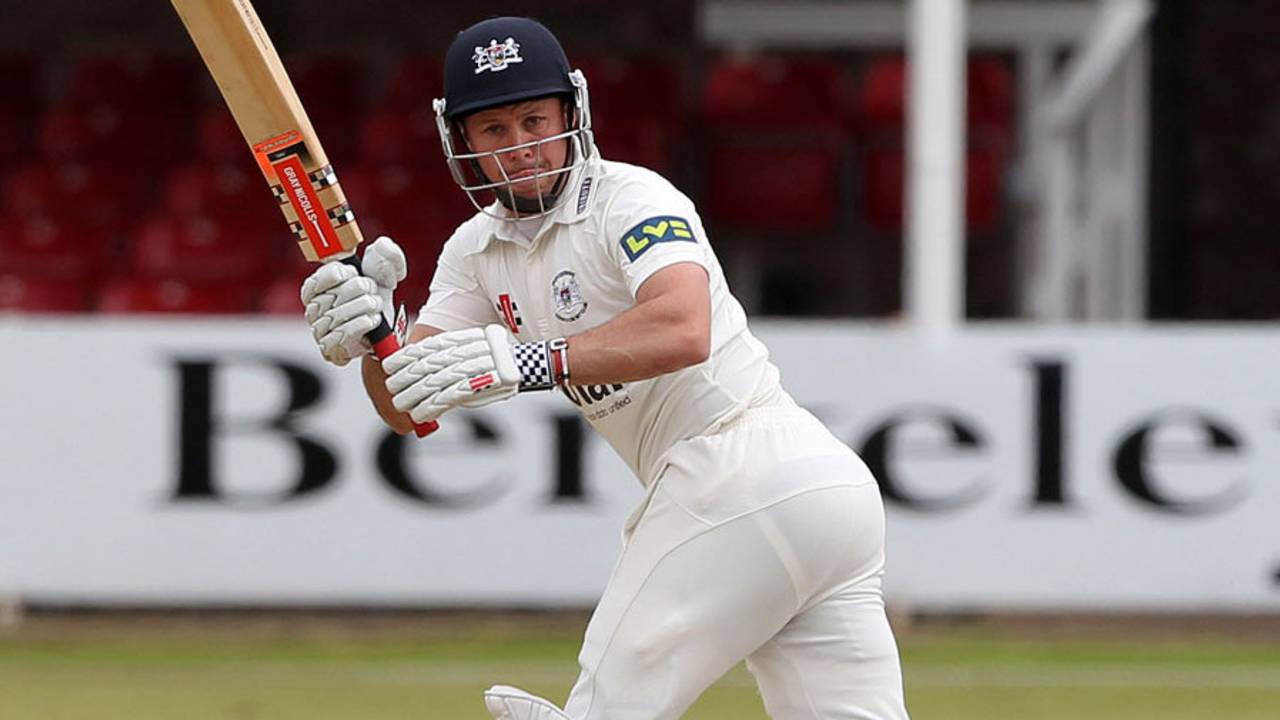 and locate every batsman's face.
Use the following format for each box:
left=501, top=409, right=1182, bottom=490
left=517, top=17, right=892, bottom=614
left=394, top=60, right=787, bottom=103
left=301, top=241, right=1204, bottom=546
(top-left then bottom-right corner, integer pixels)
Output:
left=462, top=97, right=569, bottom=200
